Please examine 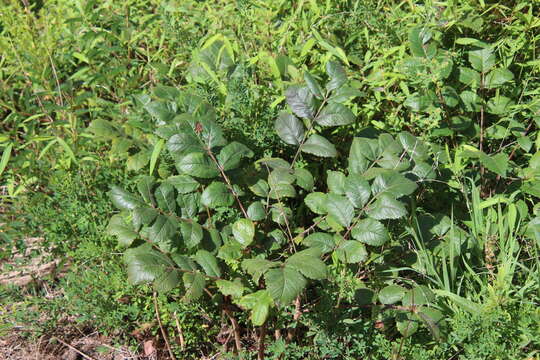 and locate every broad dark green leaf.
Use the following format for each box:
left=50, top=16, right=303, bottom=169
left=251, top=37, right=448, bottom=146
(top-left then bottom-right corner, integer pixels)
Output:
left=326, top=194, right=354, bottom=227
left=201, top=182, right=234, bottom=208
left=183, top=272, right=205, bottom=302
left=371, top=171, right=417, bottom=198
left=265, top=267, right=307, bottom=305
left=304, top=192, right=327, bottom=215
left=294, top=168, right=314, bottom=191
left=303, top=232, right=334, bottom=253
left=216, top=279, right=245, bottom=298
left=247, top=201, right=266, bottom=221
left=166, top=175, right=199, bottom=194
left=155, top=183, right=176, bottom=213
left=315, top=103, right=355, bottom=126
left=469, top=47, right=495, bottom=73
left=378, top=284, right=406, bottom=304
left=180, top=222, right=203, bottom=248
left=484, top=68, right=513, bottom=88
left=269, top=183, right=297, bottom=199
left=458, top=67, right=481, bottom=87
left=124, top=245, right=180, bottom=292
left=286, top=248, right=326, bottom=279
left=402, top=286, right=435, bottom=306
left=167, top=132, right=202, bottom=159
left=301, top=135, right=337, bottom=157
left=132, top=206, right=158, bottom=230
left=479, top=152, right=508, bottom=177
left=285, top=85, right=317, bottom=119
left=232, top=218, right=255, bottom=247
left=238, top=290, right=273, bottom=326
left=148, top=215, right=178, bottom=249
left=275, top=112, right=305, bottom=146
left=348, top=138, right=369, bottom=174
left=326, top=61, right=347, bottom=91
left=351, top=218, right=389, bottom=246
left=137, top=176, right=155, bottom=204
left=367, top=194, right=407, bottom=220
left=304, top=71, right=324, bottom=99
left=194, top=250, right=221, bottom=277
left=409, top=26, right=436, bottom=58
left=335, top=240, right=367, bottom=263
left=217, top=142, right=254, bottom=171
left=177, top=152, right=219, bottom=178
left=108, top=215, right=138, bottom=247
left=242, top=258, right=279, bottom=283
left=268, top=169, right=295, bottom=186
left=109, top=186, right=144, bottom=211
left=344, top=174, right=371, bottom=208
left=327, top=170, right=347, bottom=195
